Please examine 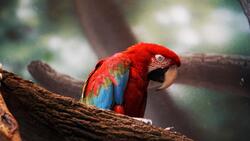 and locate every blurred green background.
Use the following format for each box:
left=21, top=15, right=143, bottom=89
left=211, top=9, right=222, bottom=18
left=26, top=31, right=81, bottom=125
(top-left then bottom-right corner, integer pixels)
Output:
left=0, top=0, right=249, bottom=141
